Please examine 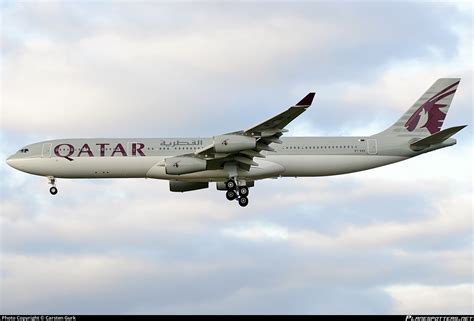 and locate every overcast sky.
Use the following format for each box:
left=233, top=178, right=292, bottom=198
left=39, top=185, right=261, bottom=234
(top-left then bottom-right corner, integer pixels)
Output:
left=1, top=0, right=473, bottom=314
